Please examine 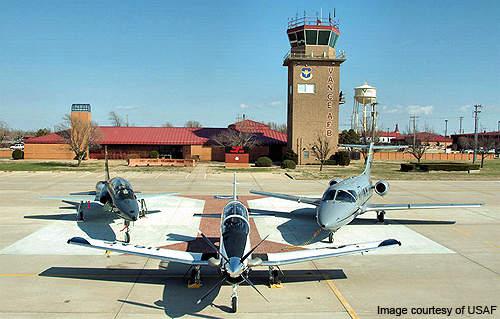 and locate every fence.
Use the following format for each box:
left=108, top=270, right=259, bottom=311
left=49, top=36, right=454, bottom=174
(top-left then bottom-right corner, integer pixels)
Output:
left=373, top=152, right=495, bottom=161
